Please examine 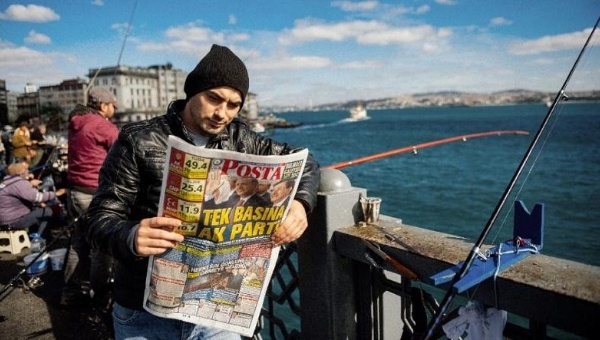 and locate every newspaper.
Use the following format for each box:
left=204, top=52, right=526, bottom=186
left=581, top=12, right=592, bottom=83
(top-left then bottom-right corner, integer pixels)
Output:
left=142, top=135, right=308, bottom=337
